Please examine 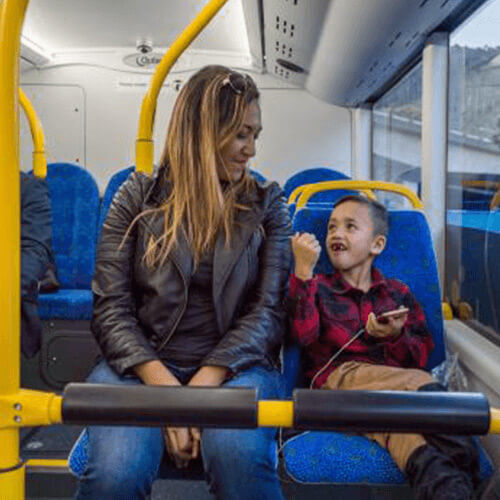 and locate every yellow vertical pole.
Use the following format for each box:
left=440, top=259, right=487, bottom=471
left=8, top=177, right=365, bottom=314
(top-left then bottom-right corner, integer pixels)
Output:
left=19, top=88, right=47, bottom=179
left=135, top=0, right=228, bottom=174
left=0, top=0, right=30, bottom=499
